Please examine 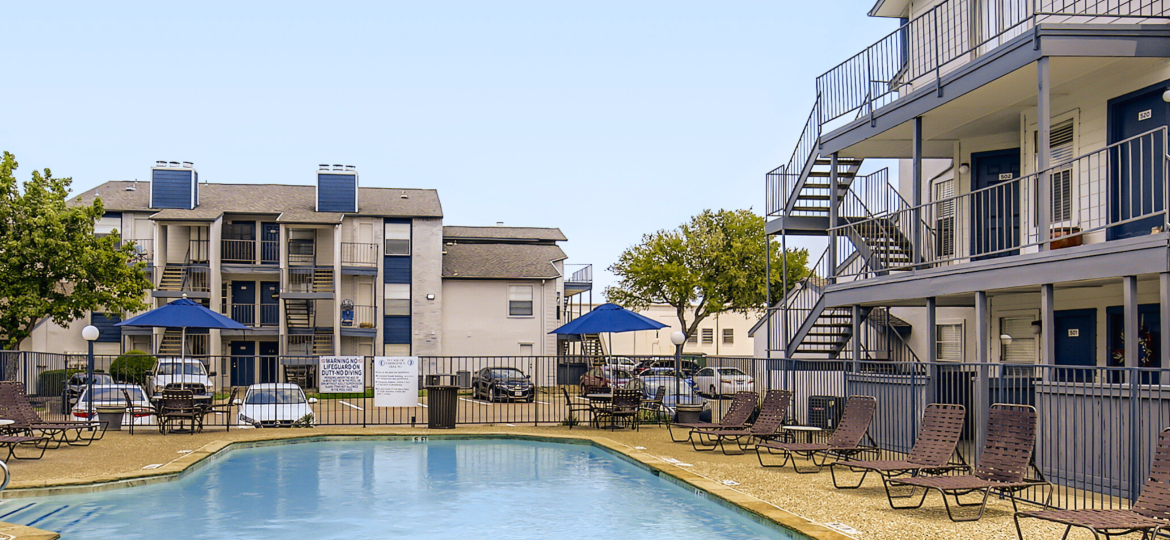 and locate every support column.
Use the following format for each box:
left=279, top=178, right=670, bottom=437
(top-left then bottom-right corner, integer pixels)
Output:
left=829, top=153, right=839, bottom=284
left=1038, top=56, right=1052, bottom=250
left=1041, top=283, right=1055, bottom=367
left=1124, top=274, right=1141, bottom=503
left=926, top=296, right=938, bottom=406
left=975, top=290, right=990, bottom=461
left=851, top=304, right=862, bottom=370
left=1161, top=273, right=1170, bottom=372
left=912, top=116, right=924, bottom=266
left=1124, top=276, right=1139, bottom=373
